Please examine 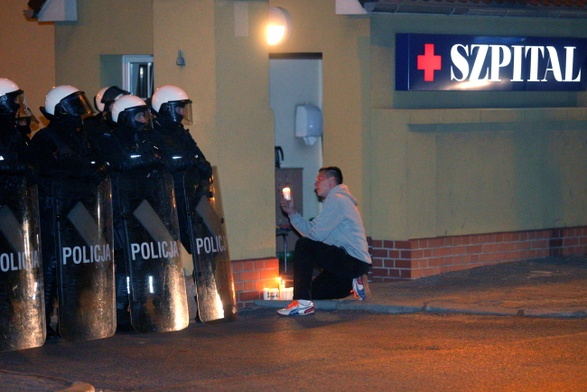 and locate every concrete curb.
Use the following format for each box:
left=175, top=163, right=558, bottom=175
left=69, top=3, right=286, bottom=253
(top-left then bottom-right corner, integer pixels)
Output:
left=253, top=299, right=587, bottom=319
left=0, top=370, right=95, bottom=392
